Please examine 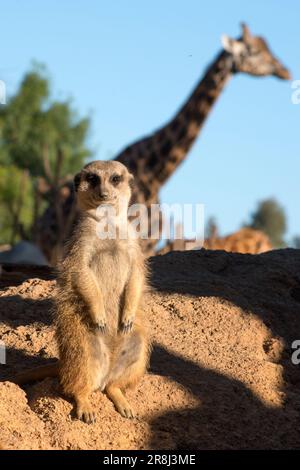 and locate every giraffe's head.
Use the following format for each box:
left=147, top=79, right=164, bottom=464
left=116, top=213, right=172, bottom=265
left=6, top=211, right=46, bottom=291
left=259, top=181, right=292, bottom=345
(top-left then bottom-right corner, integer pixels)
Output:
left=221, top=23, right=291, bottom=80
